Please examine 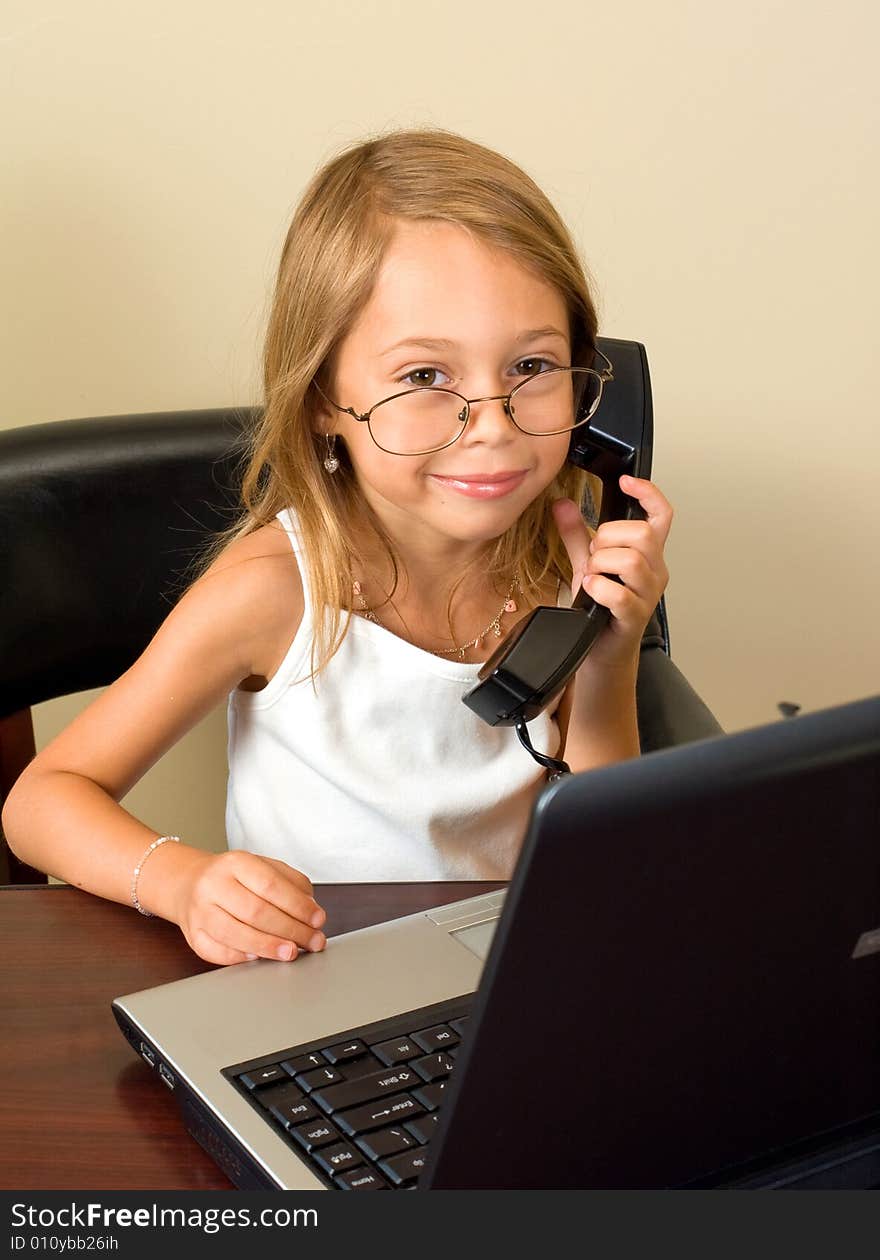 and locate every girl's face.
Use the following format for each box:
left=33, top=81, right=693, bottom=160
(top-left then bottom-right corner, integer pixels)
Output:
left=320, top=218, right=573, bottom=556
